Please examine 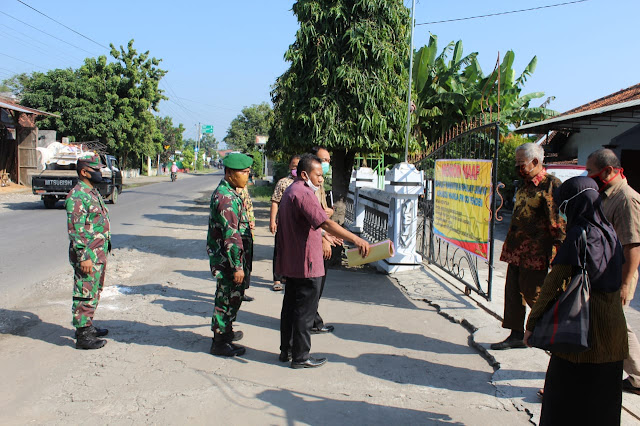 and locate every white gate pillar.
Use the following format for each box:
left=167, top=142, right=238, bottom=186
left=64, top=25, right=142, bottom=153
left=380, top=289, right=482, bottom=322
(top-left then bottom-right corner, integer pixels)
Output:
left=377, top=162, right=424, bottom=273
left=350, top=167, right=378, bottom=233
